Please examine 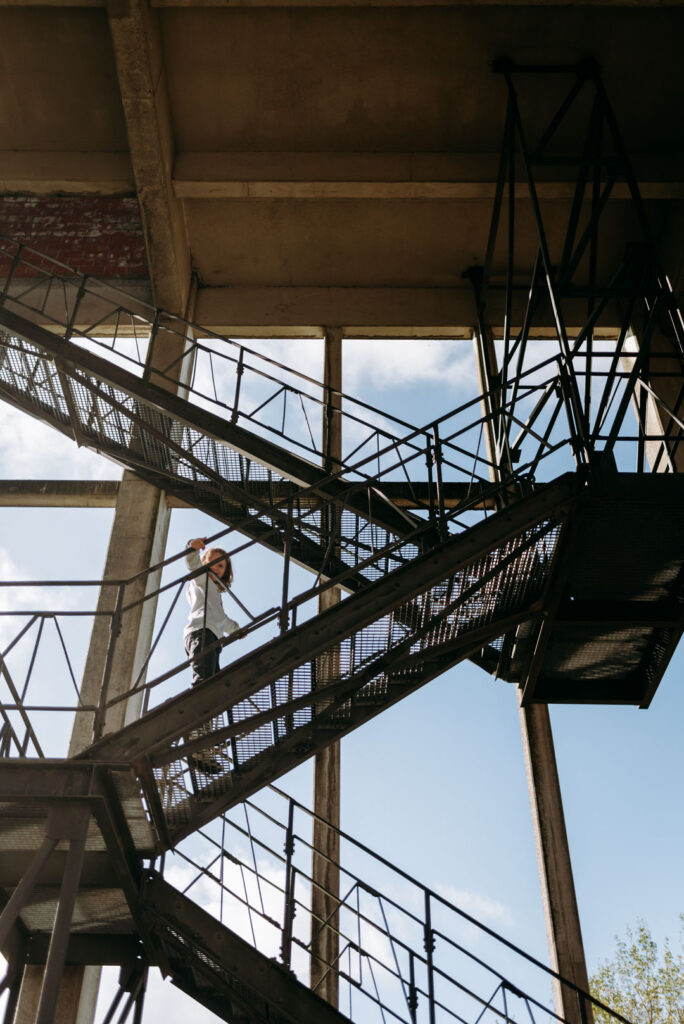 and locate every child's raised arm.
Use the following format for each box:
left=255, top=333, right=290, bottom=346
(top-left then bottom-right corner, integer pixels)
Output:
left=187, top=537, right=207, bottom=552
